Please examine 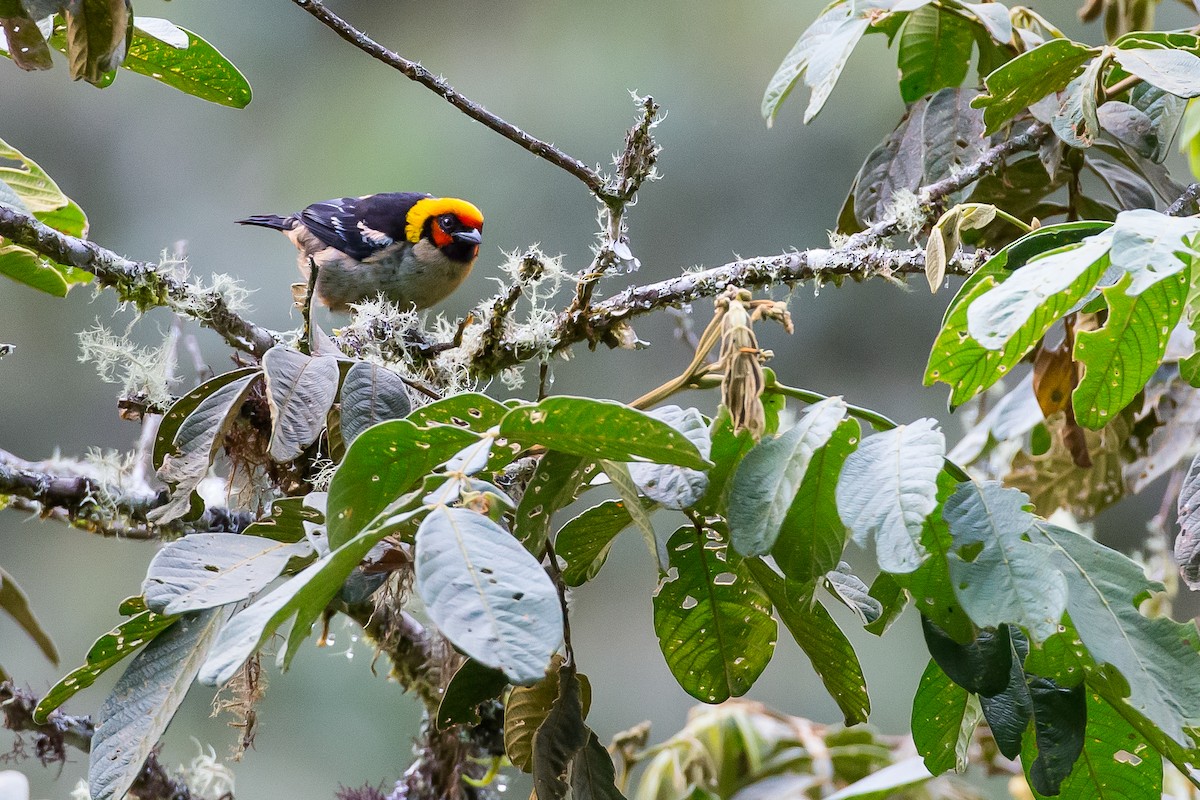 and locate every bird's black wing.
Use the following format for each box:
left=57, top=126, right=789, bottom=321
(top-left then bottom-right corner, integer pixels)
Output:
left=298, top=193, right=429, bottom=260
